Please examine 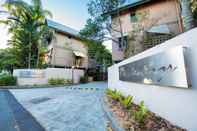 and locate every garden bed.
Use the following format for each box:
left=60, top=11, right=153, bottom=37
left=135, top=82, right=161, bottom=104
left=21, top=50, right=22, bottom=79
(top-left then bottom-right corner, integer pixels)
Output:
left=105, top=89, right=186, bottom=131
